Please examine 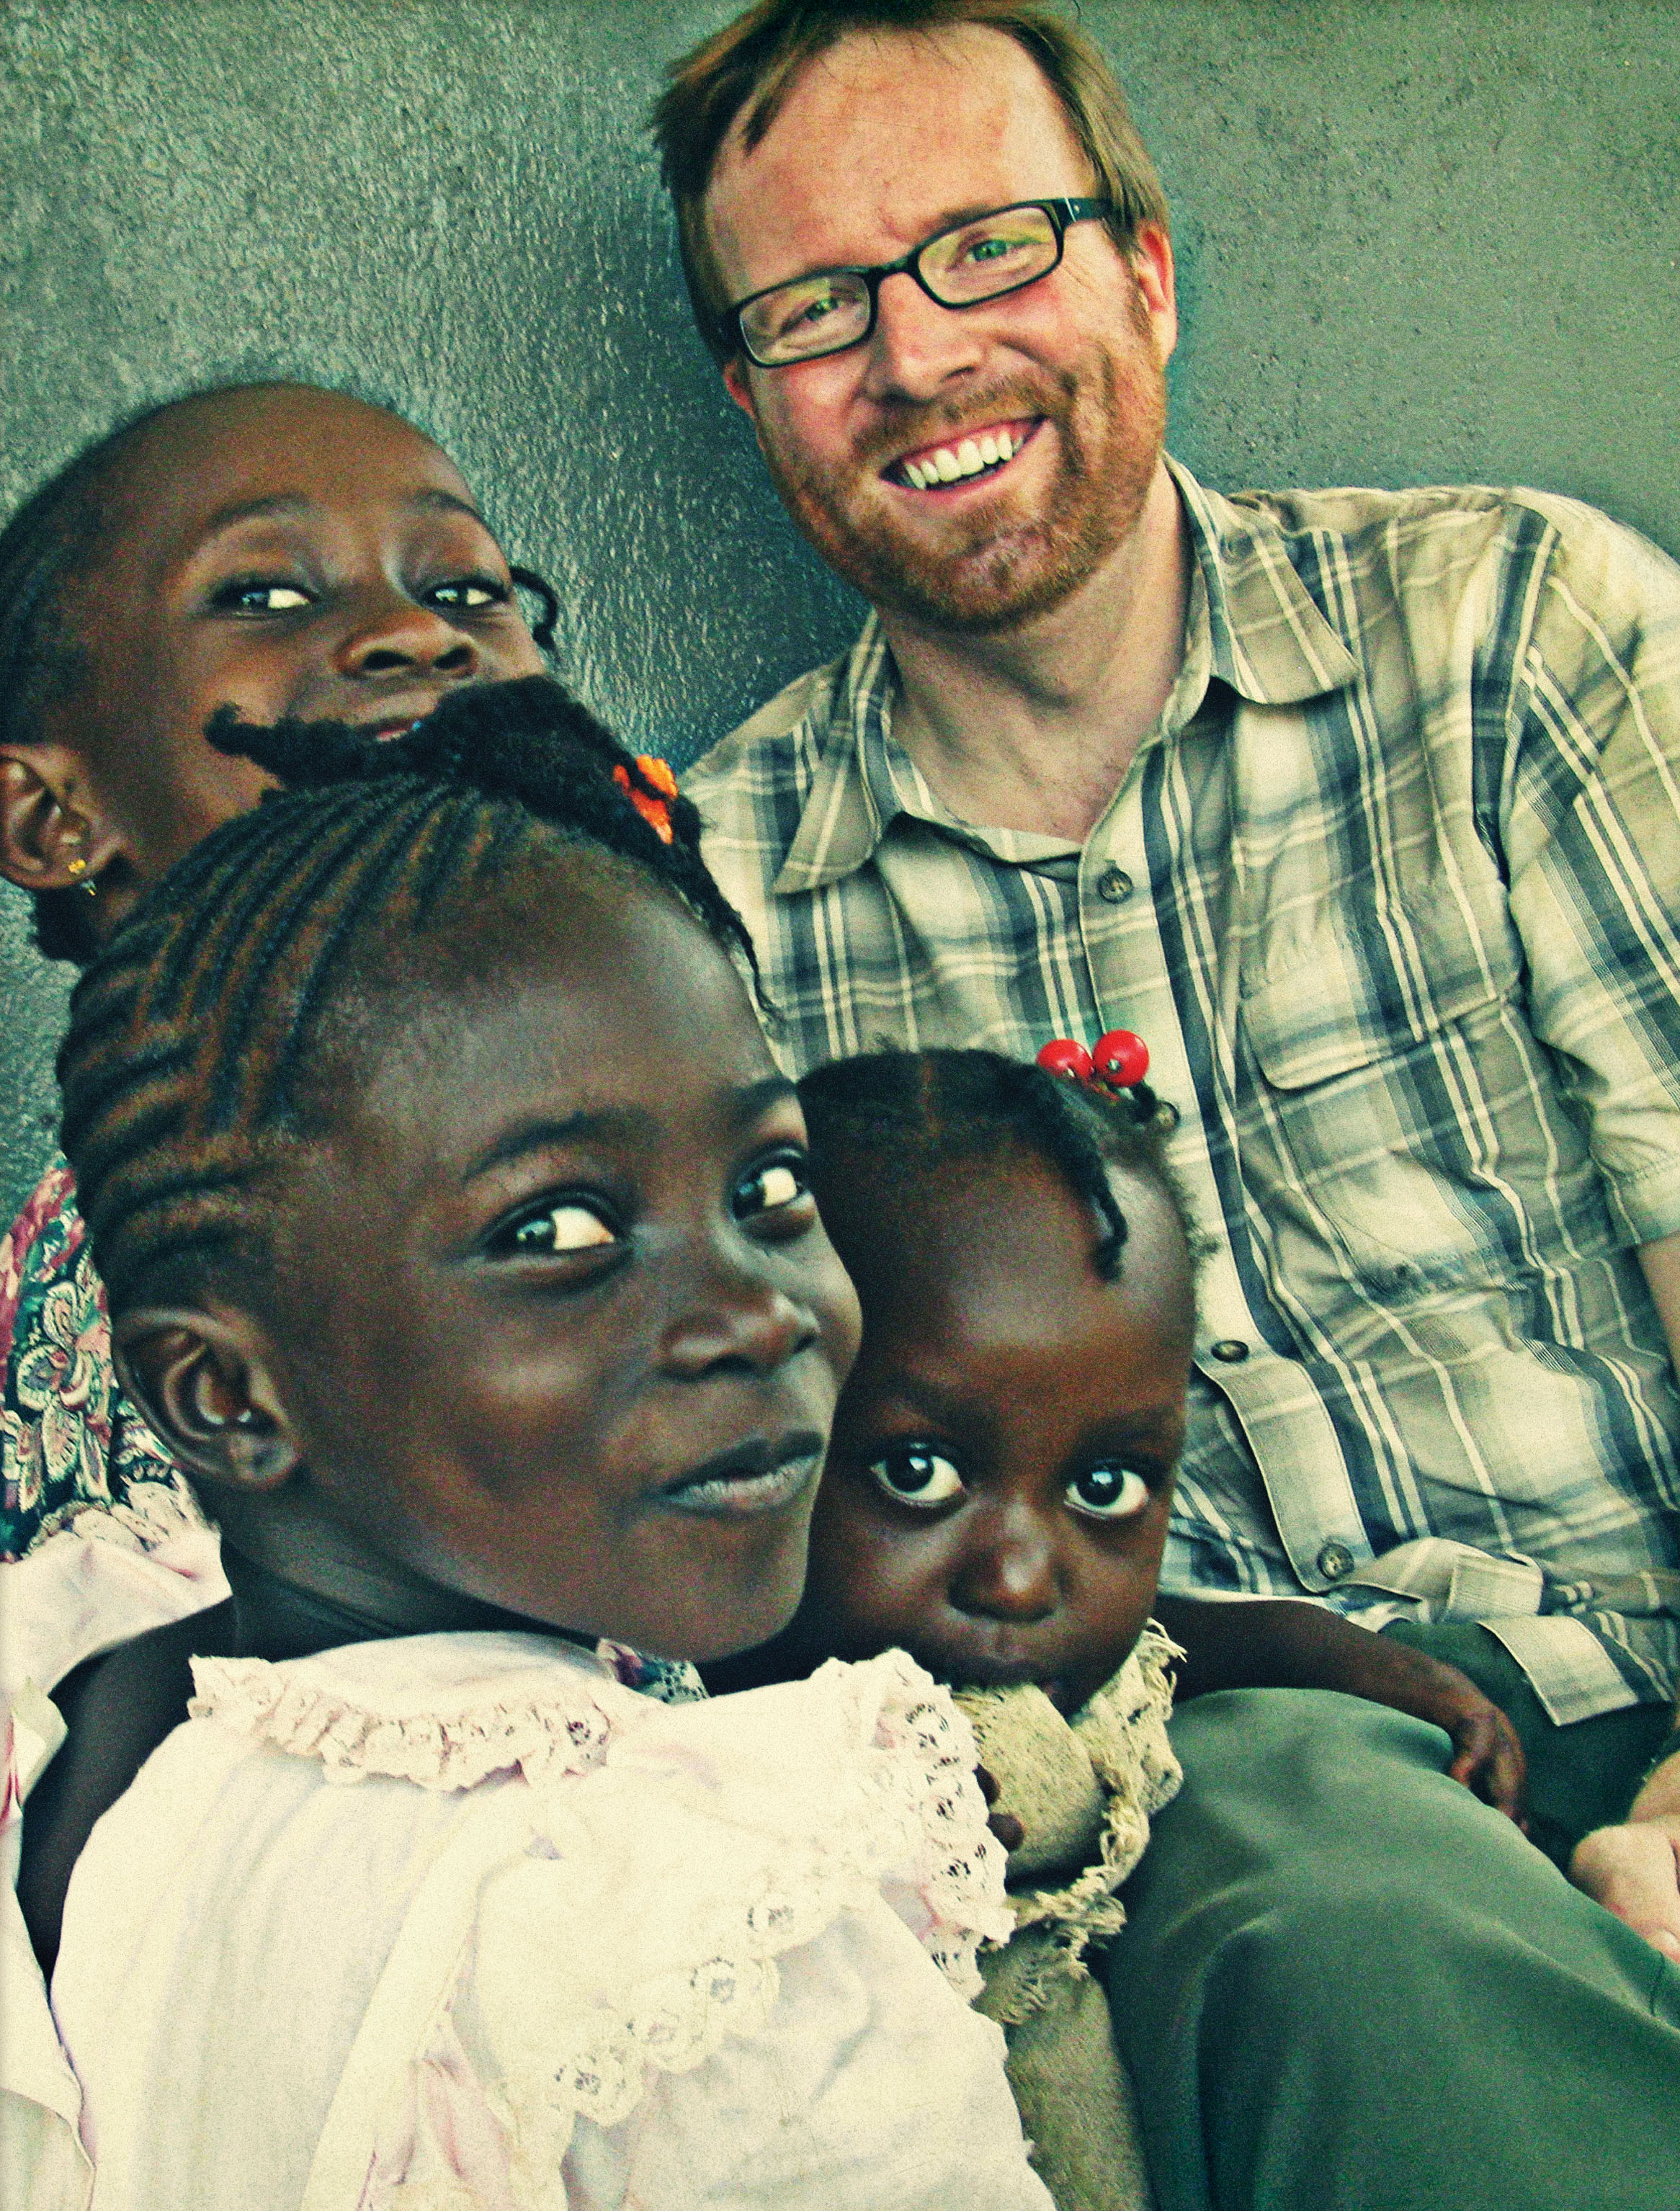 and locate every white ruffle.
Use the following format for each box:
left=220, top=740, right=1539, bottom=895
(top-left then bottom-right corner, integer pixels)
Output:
left=300, top=1648, right=1027, bottom=2210
left=190, top=1633, right=645, bottom=1792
